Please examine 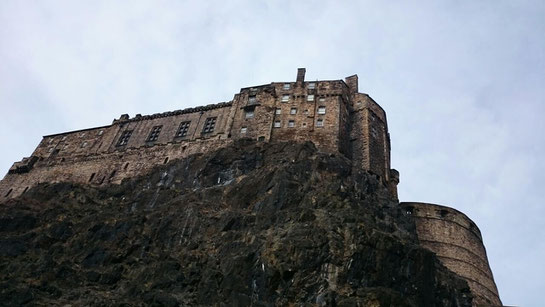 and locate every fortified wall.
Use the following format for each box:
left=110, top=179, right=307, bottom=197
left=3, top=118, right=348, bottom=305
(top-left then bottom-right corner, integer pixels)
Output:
left=0, top=68, right=394, bottom=200
left=400, top=202, right=502, bottom=306
left=0, top=69, right=500, bottom=306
